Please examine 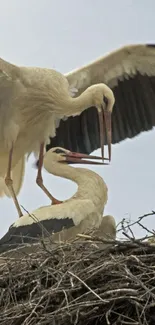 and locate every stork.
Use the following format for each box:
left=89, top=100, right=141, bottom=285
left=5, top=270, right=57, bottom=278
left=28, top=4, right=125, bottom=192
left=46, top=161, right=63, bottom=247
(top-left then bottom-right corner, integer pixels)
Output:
left=46, top=44, right=155, bottom=154
left=0, top=58, right=114, bottom=218
left=0, top=147, right=116, bottom=254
